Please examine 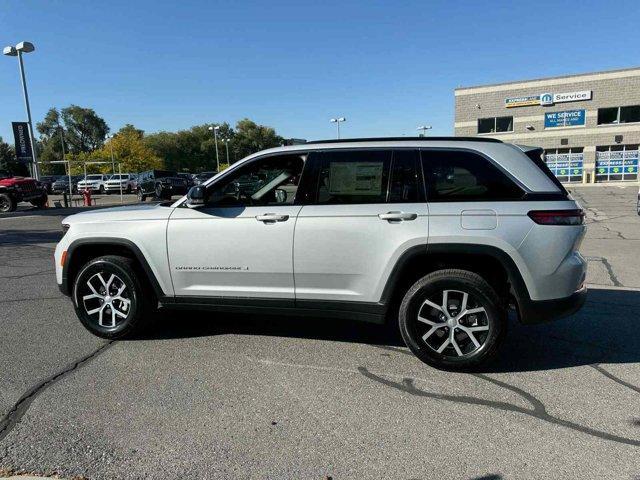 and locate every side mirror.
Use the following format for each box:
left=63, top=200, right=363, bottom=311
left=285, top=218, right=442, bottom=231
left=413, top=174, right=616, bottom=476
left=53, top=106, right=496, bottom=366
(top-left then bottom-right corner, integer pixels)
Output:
left=186, top=185, right=206, bottom=208
left=274, top=188, right=287, bottom=204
